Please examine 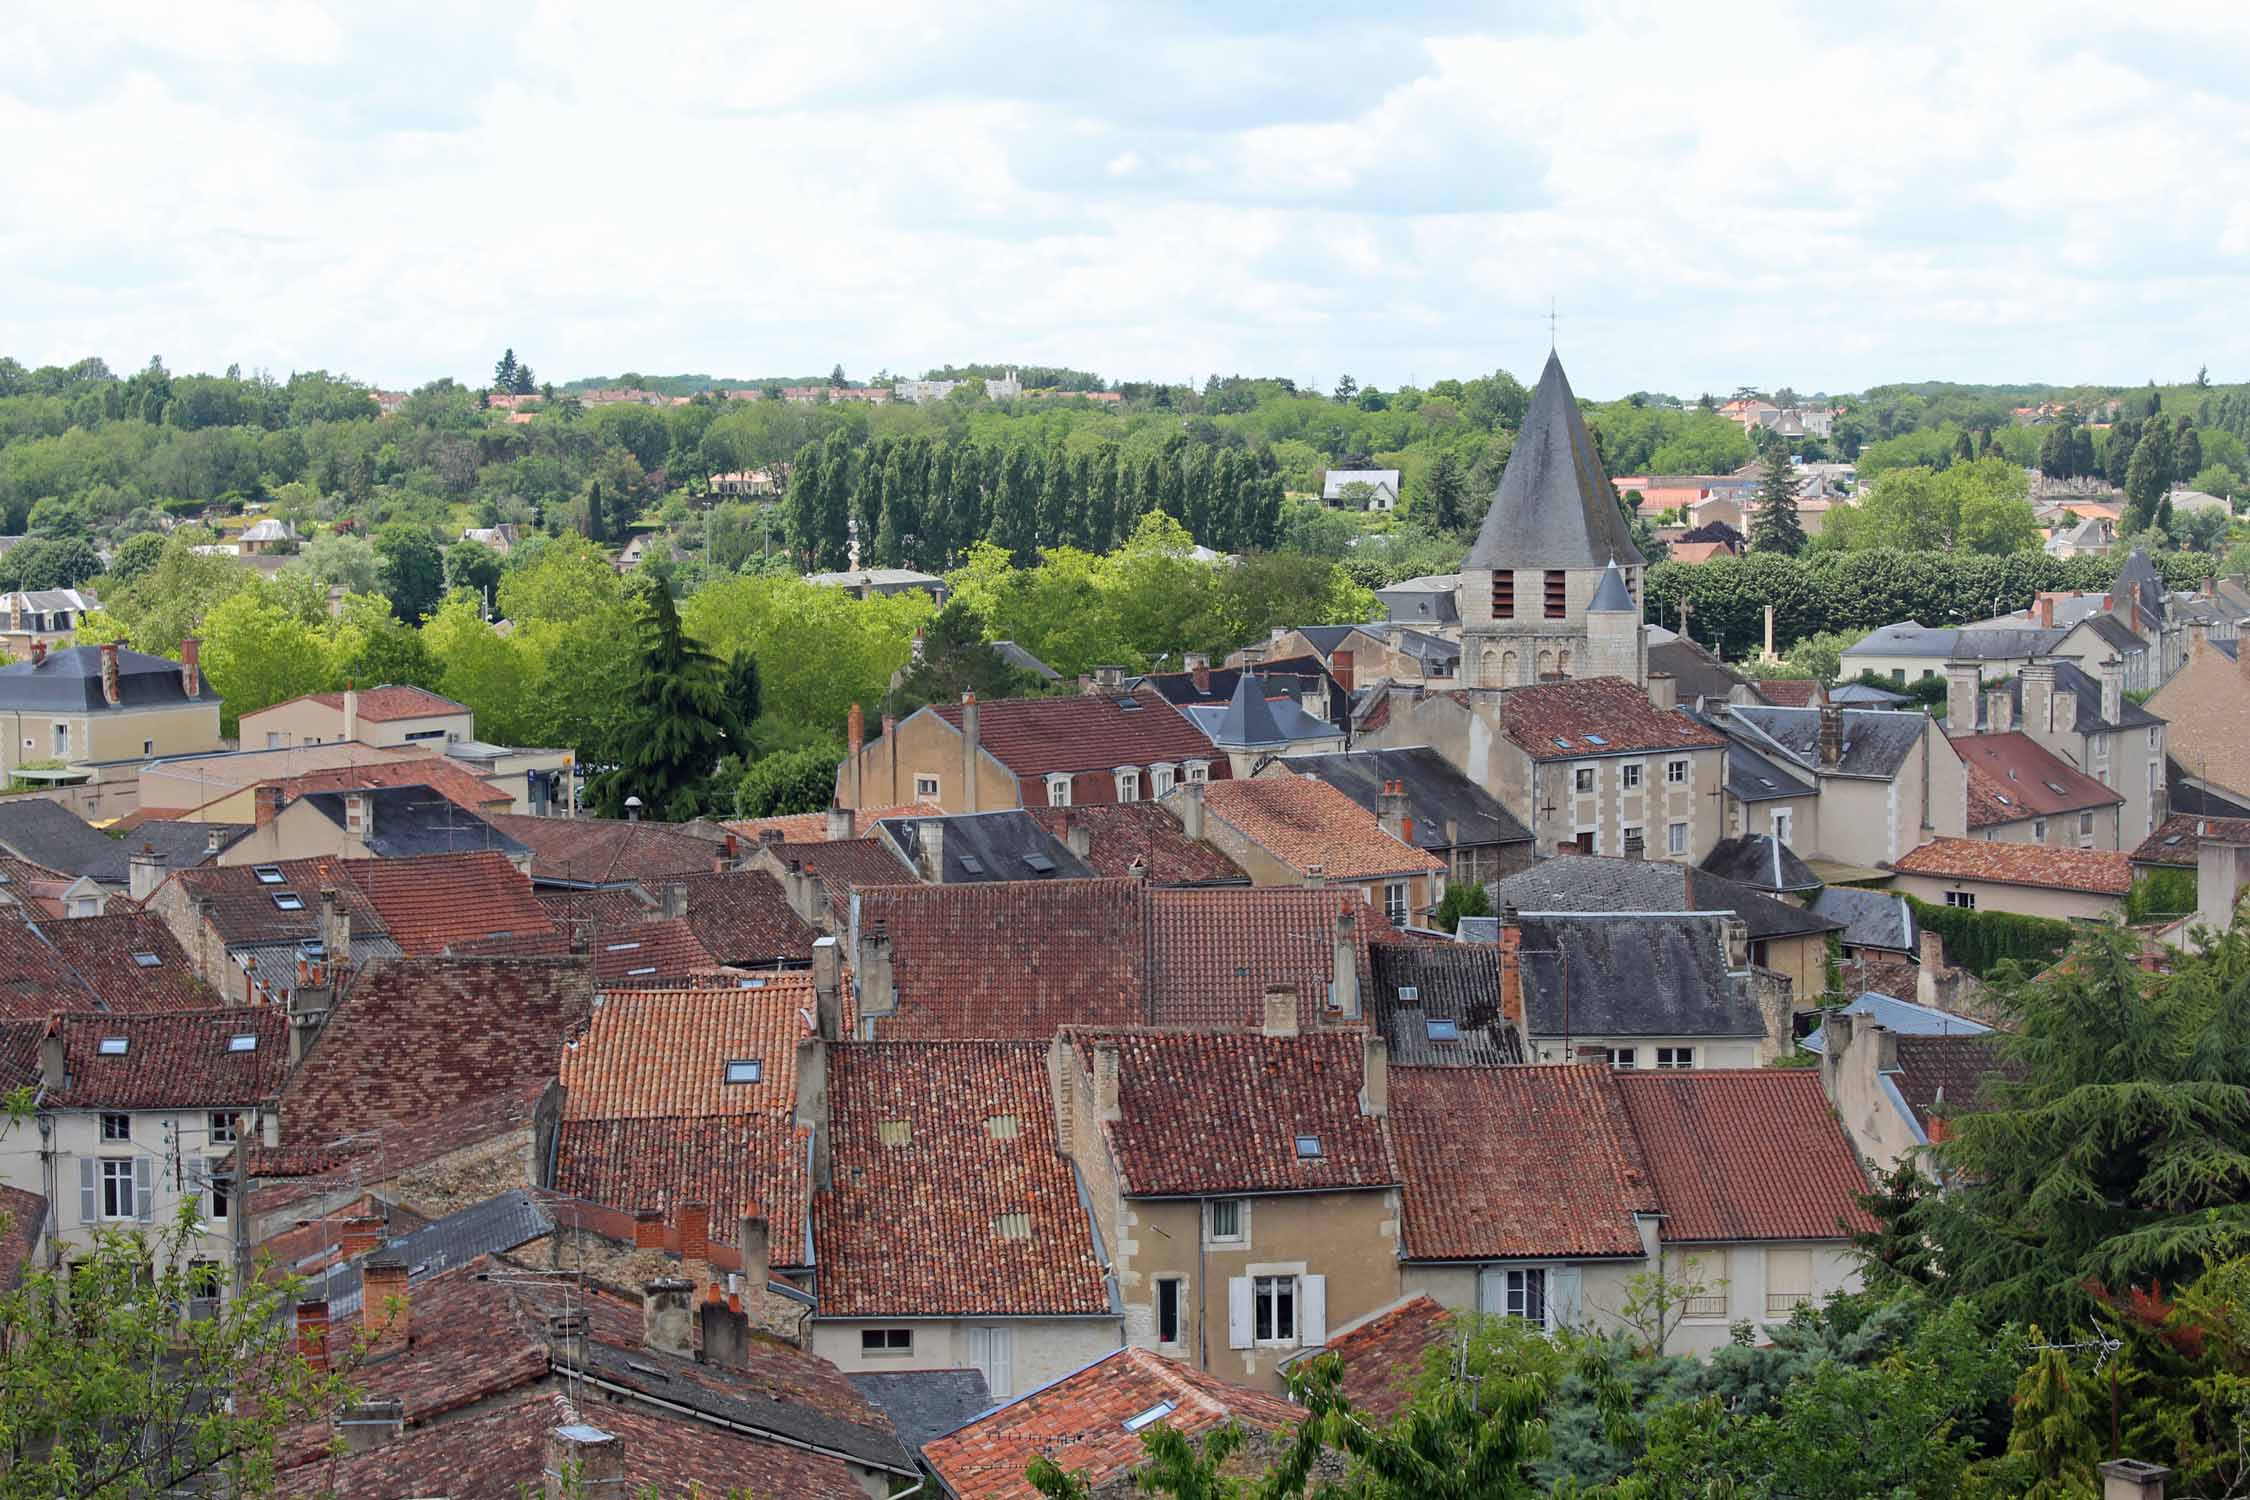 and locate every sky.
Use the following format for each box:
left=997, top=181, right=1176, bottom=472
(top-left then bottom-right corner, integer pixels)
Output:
left=5, top=1, right=2250, bottom=400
